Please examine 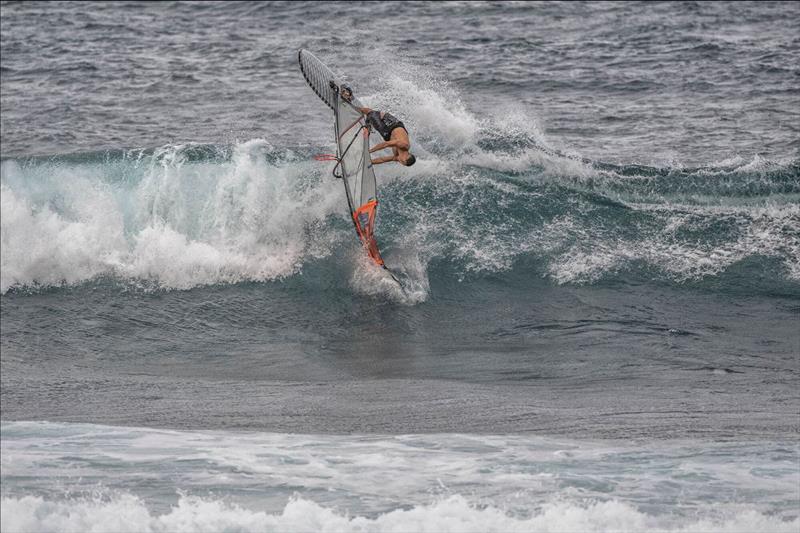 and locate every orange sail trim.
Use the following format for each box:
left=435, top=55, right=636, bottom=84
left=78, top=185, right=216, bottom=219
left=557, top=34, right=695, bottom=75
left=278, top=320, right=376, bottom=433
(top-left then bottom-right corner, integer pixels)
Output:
left=352, top=199, right=384, bottom=266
